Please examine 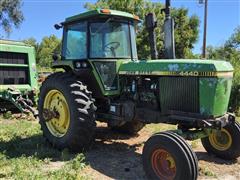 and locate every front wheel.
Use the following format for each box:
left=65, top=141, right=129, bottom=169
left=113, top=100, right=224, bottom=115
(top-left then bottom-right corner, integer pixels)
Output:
left=201, top=122, right=240, bottom=160
left=143, top=132, right=198, bottom=180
